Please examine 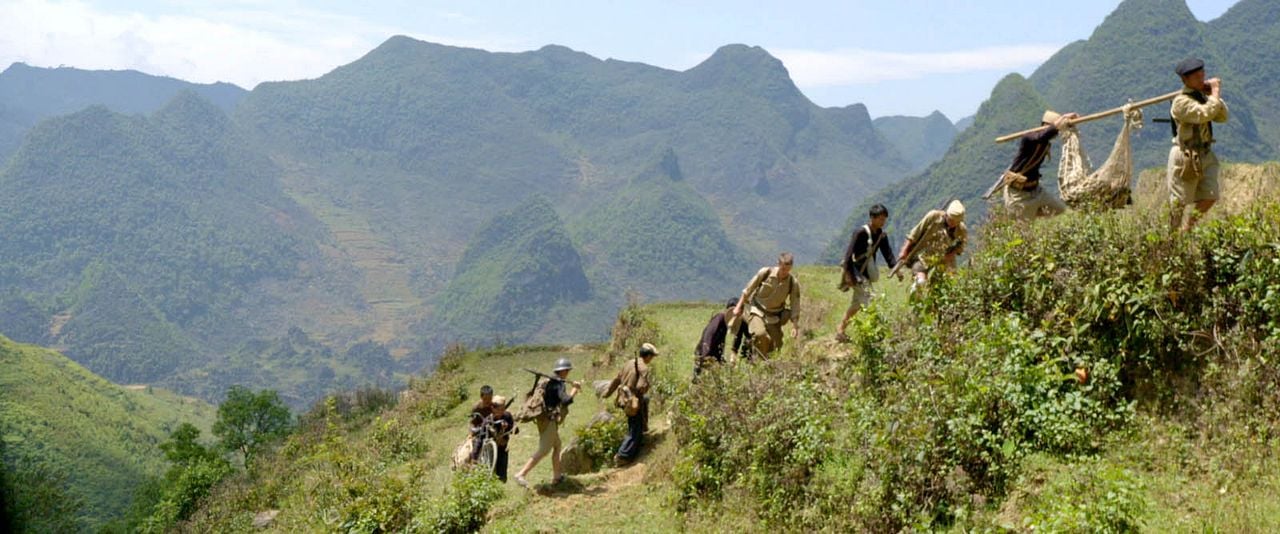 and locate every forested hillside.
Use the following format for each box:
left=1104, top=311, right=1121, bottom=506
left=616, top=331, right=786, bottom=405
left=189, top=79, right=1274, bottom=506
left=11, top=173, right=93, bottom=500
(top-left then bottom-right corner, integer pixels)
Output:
left=0, top=335, right=215, bottom=530
left=0, top=37, right=919, bottom=407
